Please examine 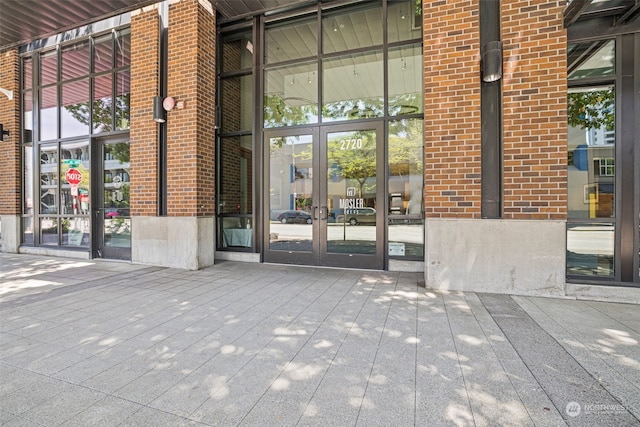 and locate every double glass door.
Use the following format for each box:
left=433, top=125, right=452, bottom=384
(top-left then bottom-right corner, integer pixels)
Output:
left=264, top=123, right=384, bottom=269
